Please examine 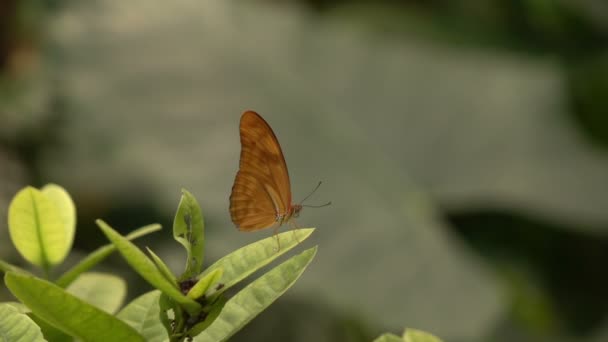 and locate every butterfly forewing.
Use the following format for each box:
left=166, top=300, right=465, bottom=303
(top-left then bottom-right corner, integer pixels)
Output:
left=229, top=111, right=292, bottom=231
